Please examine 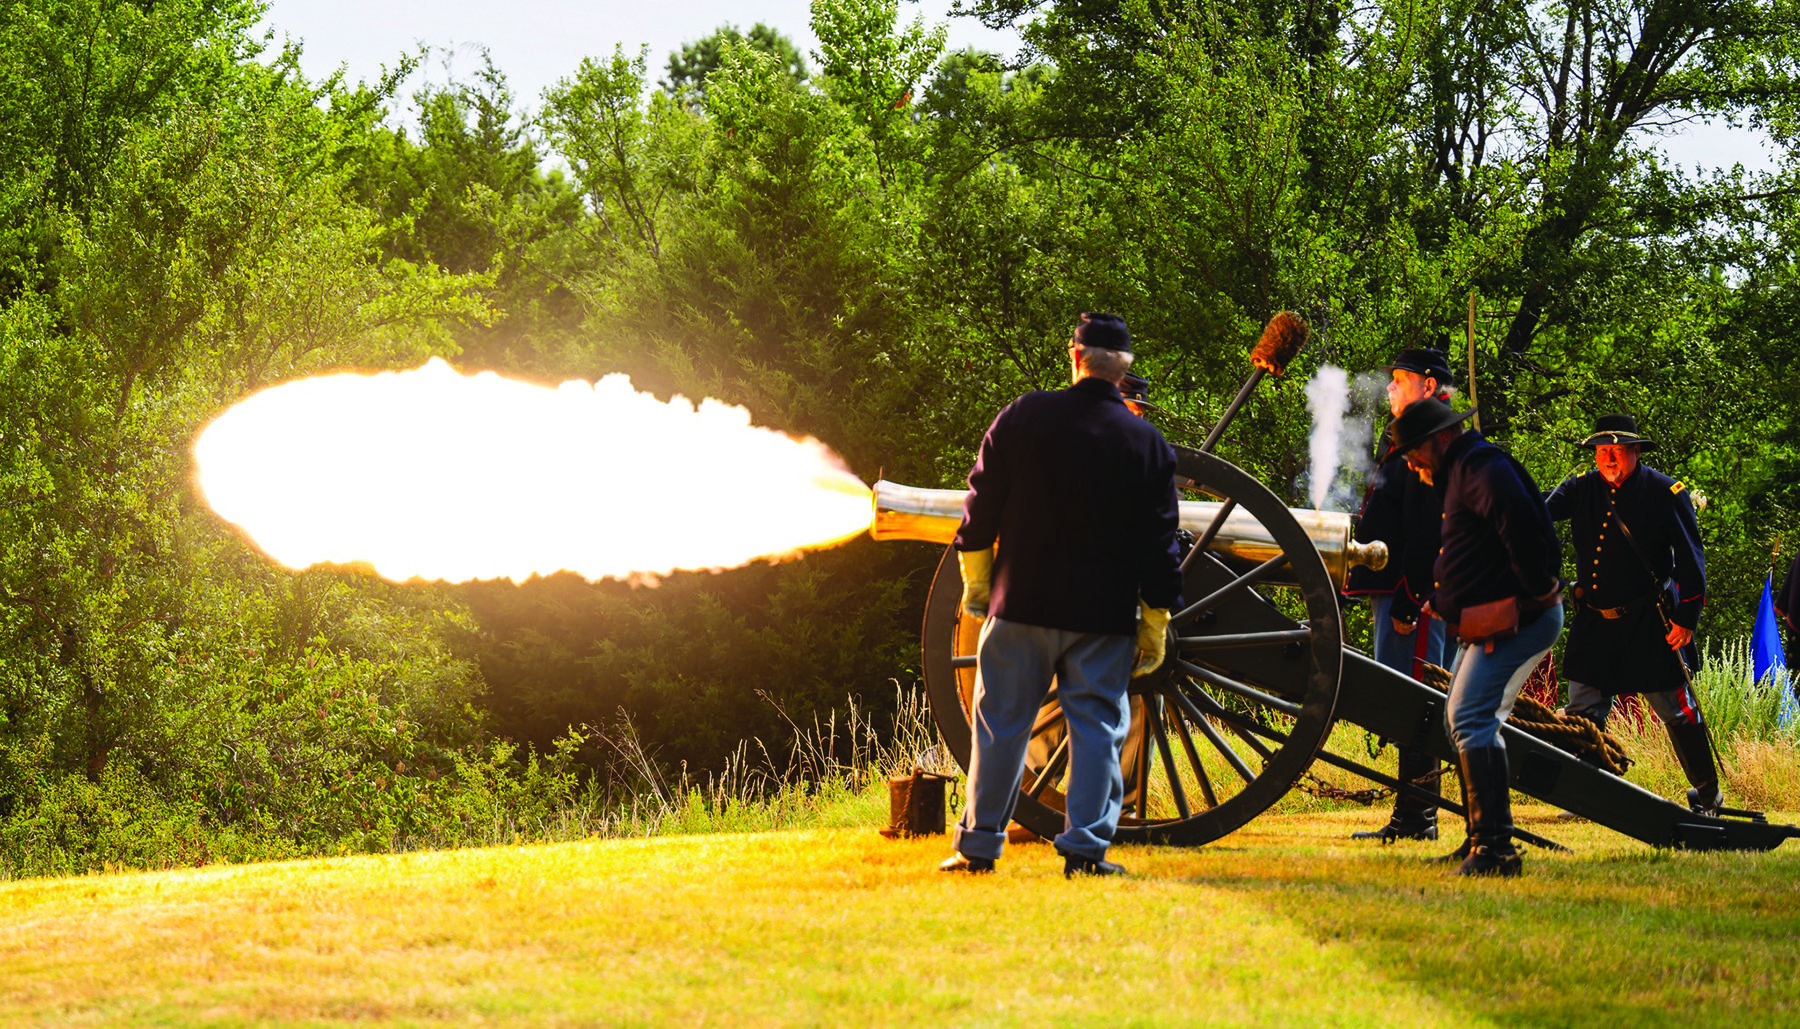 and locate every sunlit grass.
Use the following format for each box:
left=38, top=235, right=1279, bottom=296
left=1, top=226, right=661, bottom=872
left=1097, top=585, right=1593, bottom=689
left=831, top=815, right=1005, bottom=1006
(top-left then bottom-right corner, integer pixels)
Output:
left=5, top=680, right=1798, bottom=1026
left=3, top=806, right=1796, bottom=1028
